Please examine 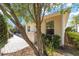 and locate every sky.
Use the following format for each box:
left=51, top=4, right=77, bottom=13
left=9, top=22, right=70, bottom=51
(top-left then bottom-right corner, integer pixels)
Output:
left=66, top=3, right=79, bottom=27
